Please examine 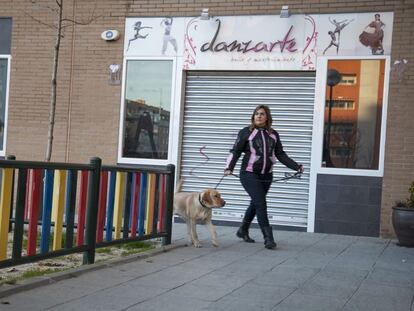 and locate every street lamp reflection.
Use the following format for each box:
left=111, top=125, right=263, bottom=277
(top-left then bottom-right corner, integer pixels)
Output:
left=323, top=69, right=342, bottom=167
